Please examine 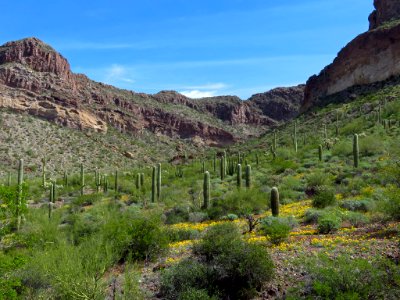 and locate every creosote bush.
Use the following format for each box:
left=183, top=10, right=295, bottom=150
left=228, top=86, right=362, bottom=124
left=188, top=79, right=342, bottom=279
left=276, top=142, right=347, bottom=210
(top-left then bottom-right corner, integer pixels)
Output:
left=259, top=216, right=292, bottom=244
left=312, top=186, right=336, bottom=208
left=317, top=213, right=341, bottom=234
left=161, top=223, right=274, bottom=300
